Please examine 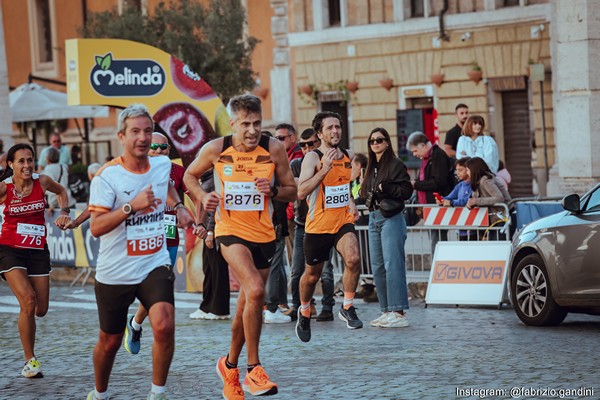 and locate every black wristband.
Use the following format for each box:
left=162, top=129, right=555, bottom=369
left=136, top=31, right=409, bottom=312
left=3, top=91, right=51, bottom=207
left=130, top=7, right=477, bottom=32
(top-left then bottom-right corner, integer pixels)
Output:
left=173, top=201, right=184, bottom=210
left=60, top=207, right=71, bottom=214
left=270, top=185, right=279, bottom=198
